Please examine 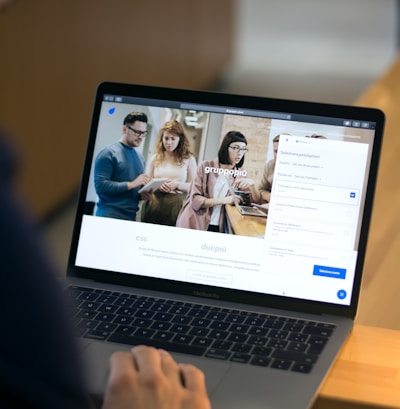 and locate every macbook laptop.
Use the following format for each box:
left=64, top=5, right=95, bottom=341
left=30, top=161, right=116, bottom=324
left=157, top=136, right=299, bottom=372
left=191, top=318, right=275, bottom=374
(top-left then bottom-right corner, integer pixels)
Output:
left=225, top=177, right=267, bottom=217
left=66, top=82, right=384, bottom=409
